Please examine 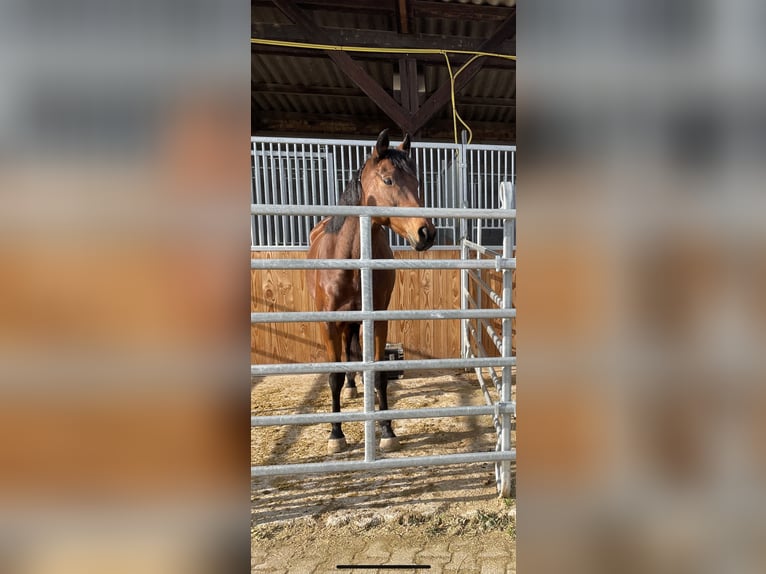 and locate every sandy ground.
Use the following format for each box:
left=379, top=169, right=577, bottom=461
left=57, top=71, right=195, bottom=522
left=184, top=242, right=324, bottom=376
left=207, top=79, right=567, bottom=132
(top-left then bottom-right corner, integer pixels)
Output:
left=251, top=370, right=516, bottom=573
